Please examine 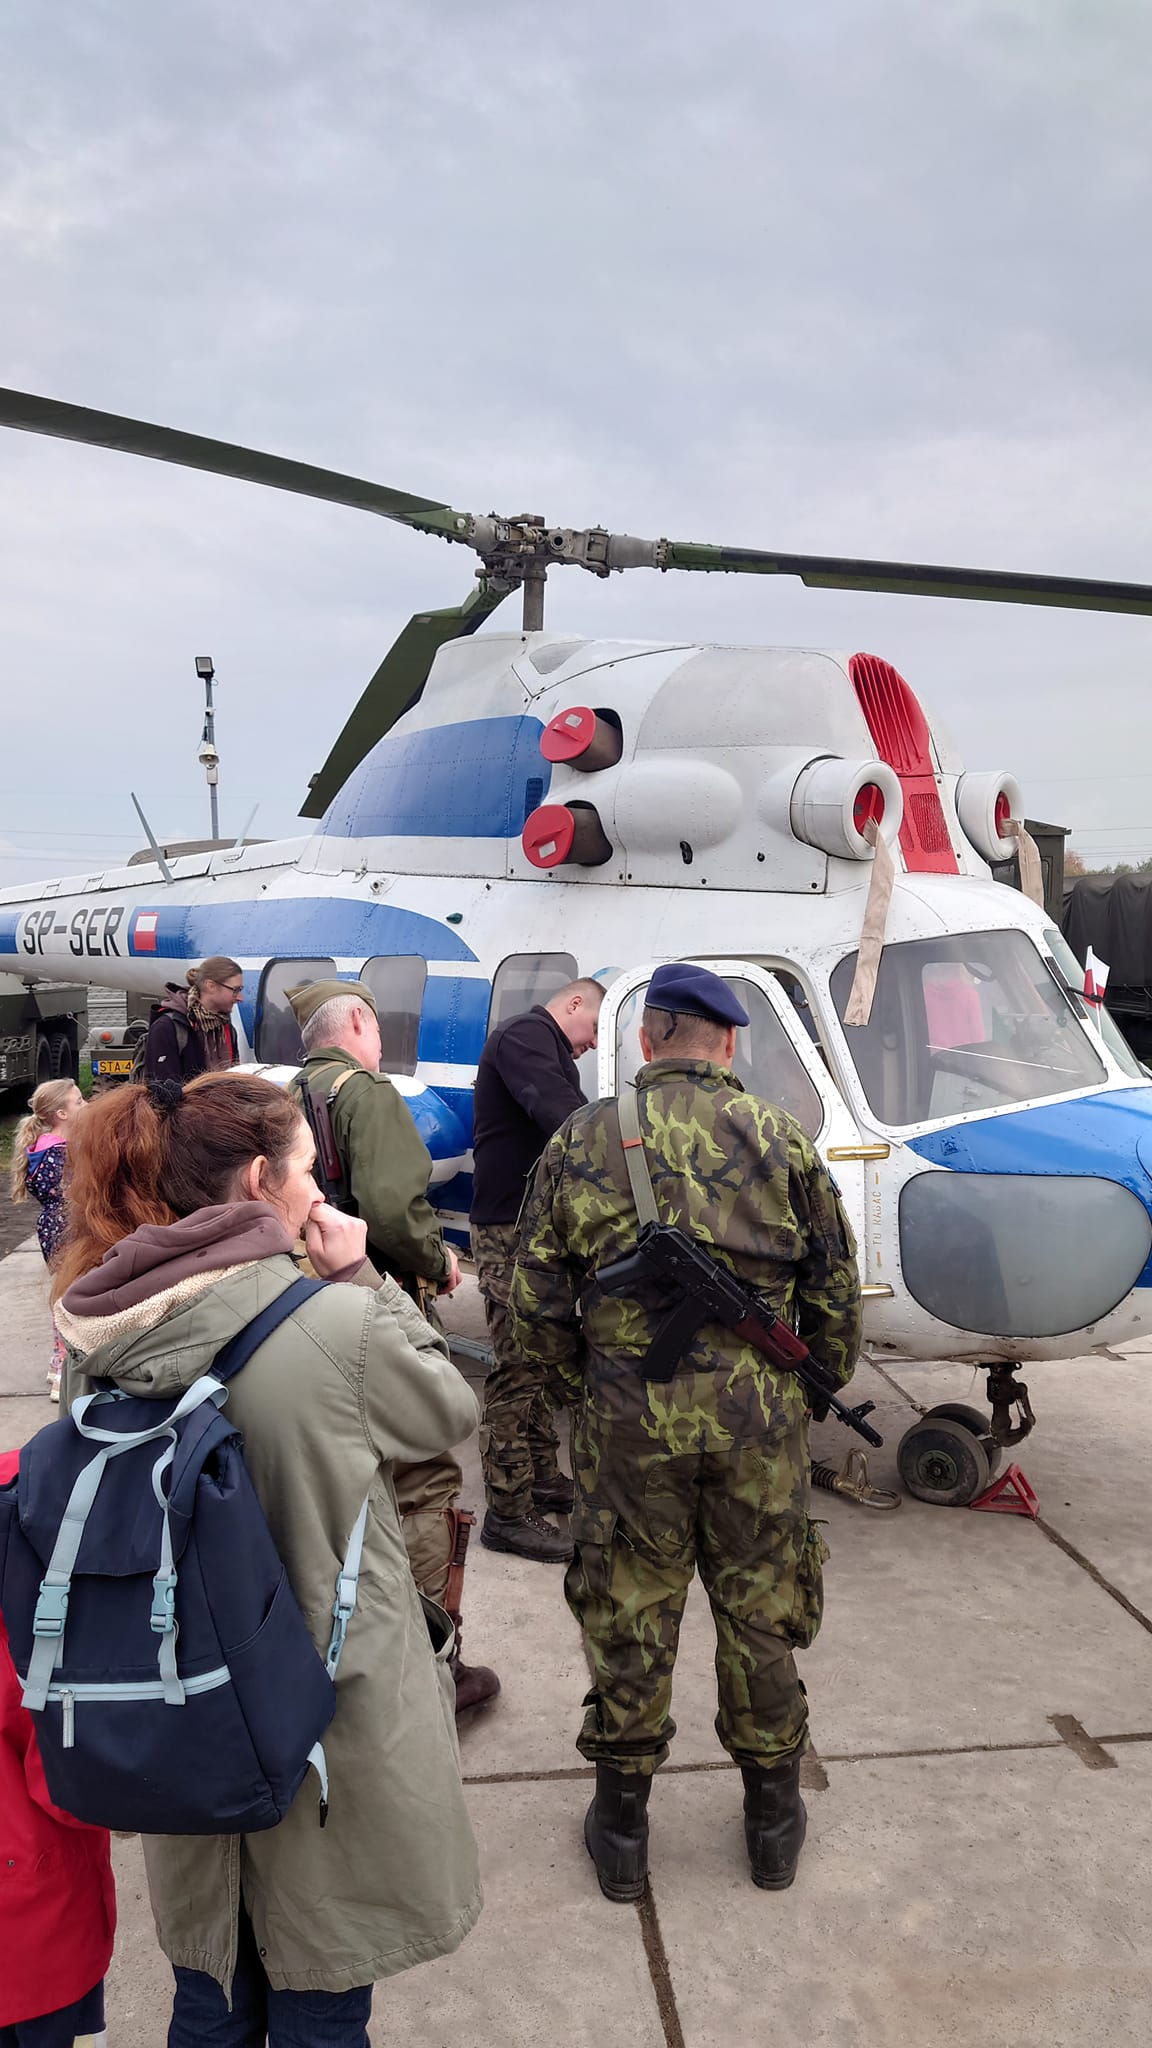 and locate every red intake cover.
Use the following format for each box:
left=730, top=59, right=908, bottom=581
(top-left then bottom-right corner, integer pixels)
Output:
left=849, top=654, right=958, bottom=875
left=540, top=706, right=598, bottom=762
left=522, top=805, right=575, bottom=868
